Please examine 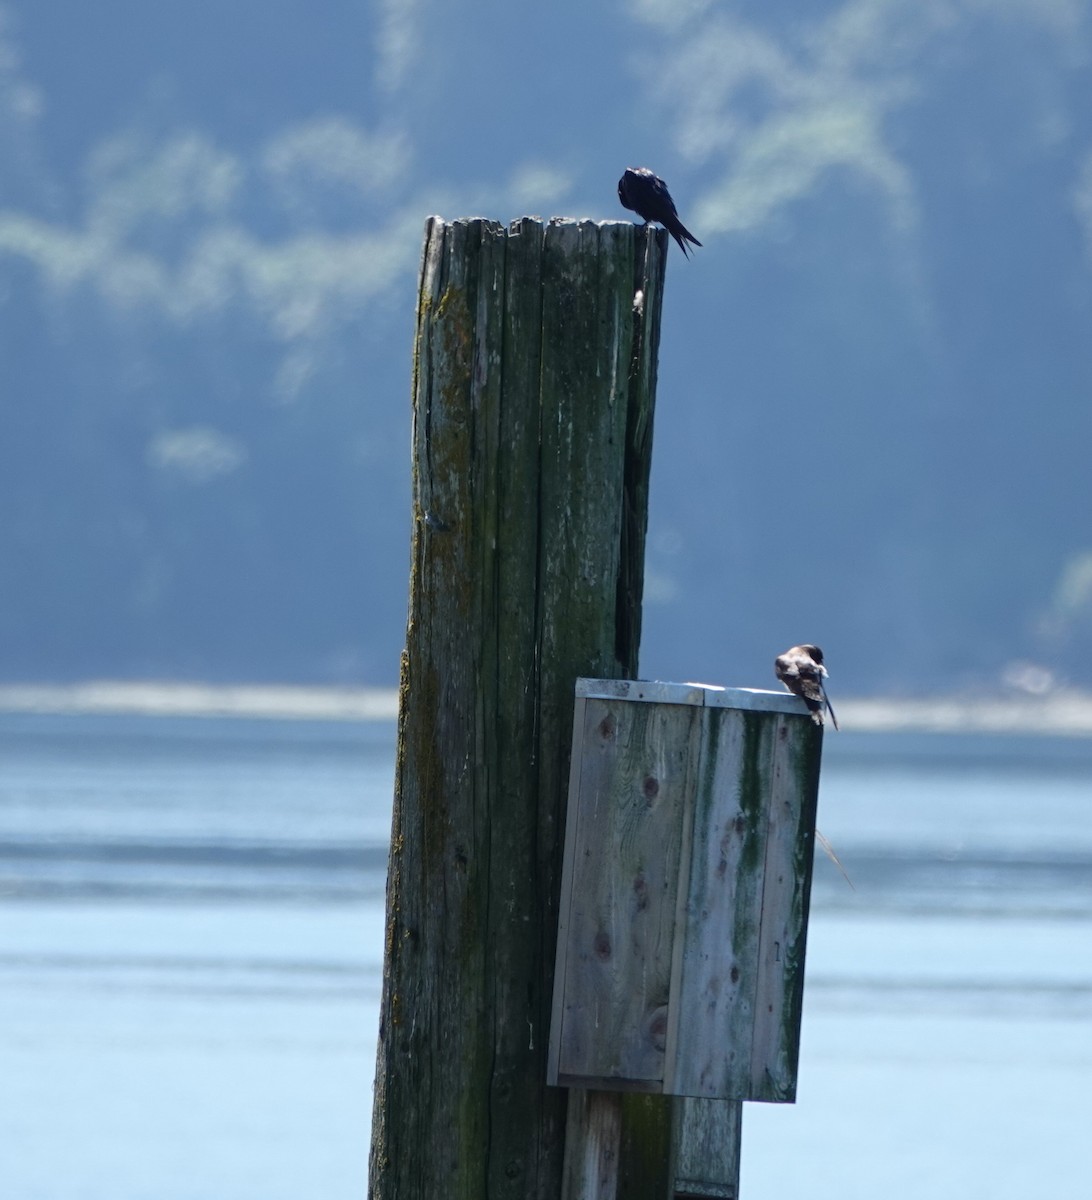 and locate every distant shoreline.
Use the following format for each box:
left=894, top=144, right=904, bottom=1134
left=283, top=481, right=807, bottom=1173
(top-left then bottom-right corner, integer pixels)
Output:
left=3, top=680, right=1092, bottom=736
left=0, top=681, right=400, bottom=722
